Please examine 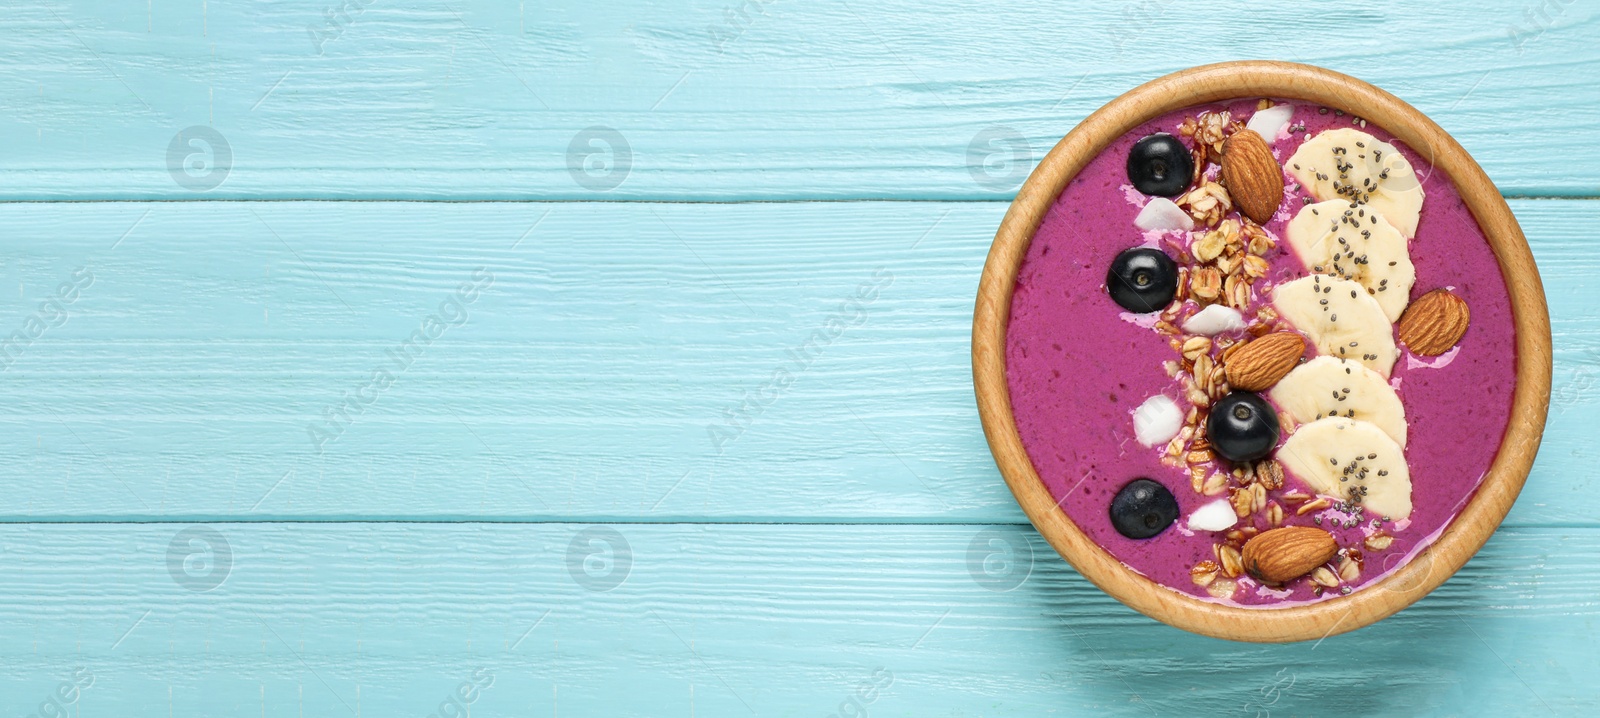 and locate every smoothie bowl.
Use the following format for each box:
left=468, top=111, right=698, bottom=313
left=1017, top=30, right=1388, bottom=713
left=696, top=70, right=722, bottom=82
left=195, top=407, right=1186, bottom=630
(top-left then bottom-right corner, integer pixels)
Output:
left=972, top=62, right=1551, bottom=642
